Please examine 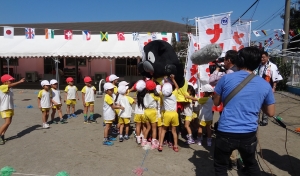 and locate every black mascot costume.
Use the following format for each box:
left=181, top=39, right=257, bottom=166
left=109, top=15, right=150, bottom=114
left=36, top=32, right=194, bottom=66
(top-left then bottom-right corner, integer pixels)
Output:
left=138, top=40, right=188, bottom=102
